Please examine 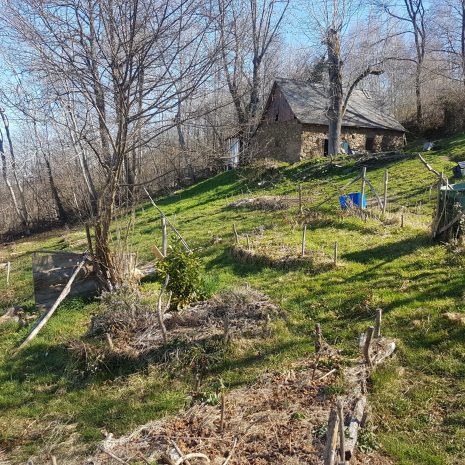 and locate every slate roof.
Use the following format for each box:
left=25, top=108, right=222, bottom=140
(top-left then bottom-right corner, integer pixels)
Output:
left=274, top=78, right=406, bottom=132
